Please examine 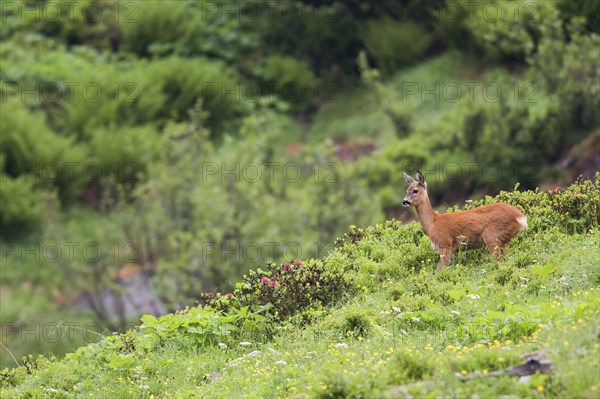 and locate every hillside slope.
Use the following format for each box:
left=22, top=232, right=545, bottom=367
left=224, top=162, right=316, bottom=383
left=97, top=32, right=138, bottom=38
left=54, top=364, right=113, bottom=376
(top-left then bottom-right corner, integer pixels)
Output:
left=2, top=175, right=599, bottom=398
